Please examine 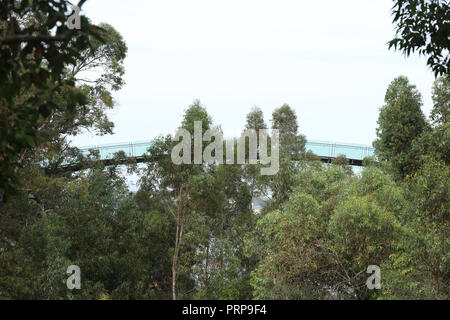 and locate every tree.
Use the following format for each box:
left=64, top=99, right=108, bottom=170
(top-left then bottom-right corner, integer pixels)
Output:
left=431, top=75, right=450, bottom=125
left=245, top=106, right=268, bottom=161
left=0, top=18, right=127, bottom=277
left=31, top=22, right=127, bottom=177
left=243, top=107, right=268, bottom=200
left=381, top=158, right=449, bottom=299
left=249, top=164, right=406, bottom=300
left=191, top=164, right=254, bottom=300
left=137, top=101, right=214, bottom=300
left=331, top=154, right=354, bottom=176
left=245, top=193, right=331, bottom=299
left=388, top=0, right=450, bottom=76
left=263, top=104, right=307, bottom=206
left=403, top=158, right=449, bottom=299
left=411, top=75, right=450, bottom=165
left=245, top=106, right=268, bottom=133
left=0, top=0, right=102, bottom=198
left=0, top=163, right=149, bottom=299
left=181, top=99, right=212, bottom=134
left=329, top=195, right=401, bottom=299
left=271, top=104, right=306, bottom=155
left=0, top=1, right=129, bottom=299
left=373, top=76, right=428, bottom=179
